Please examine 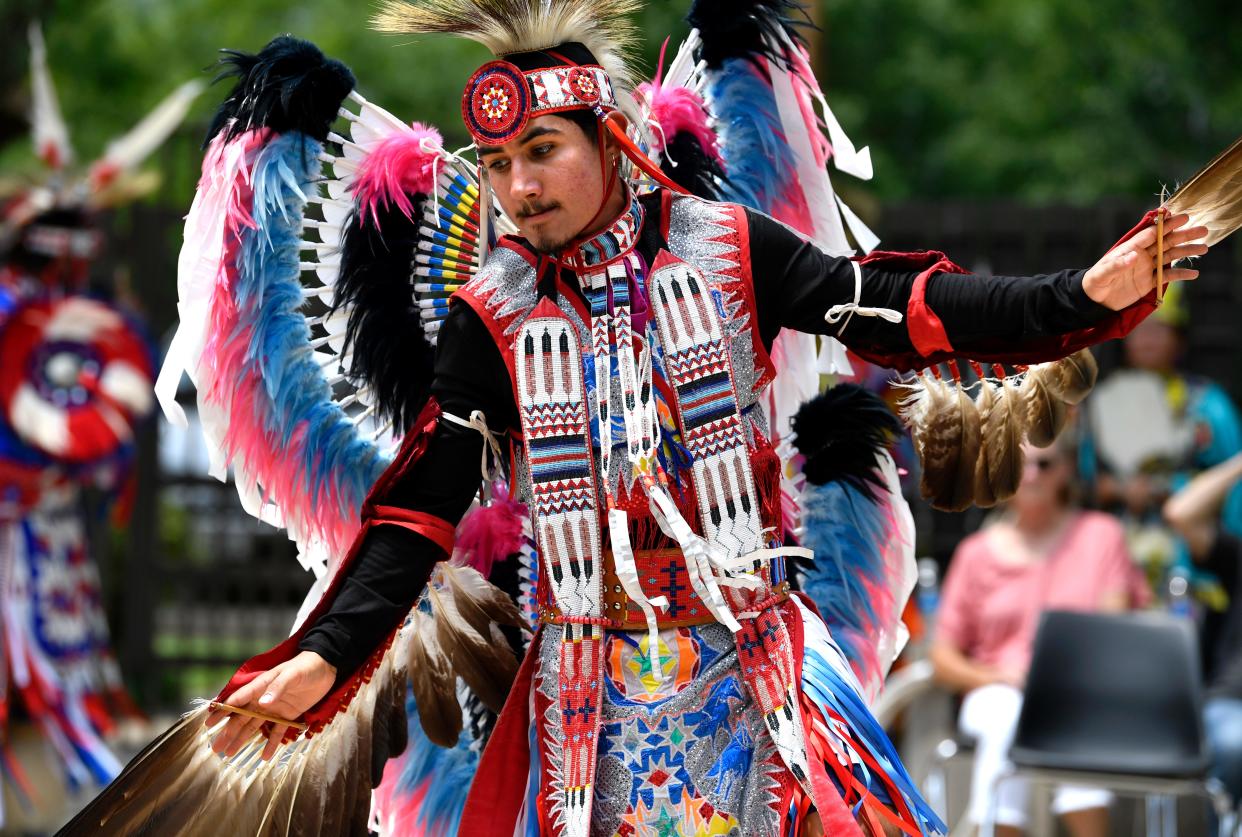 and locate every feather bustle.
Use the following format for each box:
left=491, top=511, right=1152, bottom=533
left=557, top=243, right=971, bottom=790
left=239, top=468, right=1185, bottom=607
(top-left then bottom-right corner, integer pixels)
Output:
left=687, top=0, right=810, bottom=70
left=792, top=383, right=900, bottom=499
left=206, top=35, right=355, bottom=146
left=334, top=199, right=435, bottom=433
